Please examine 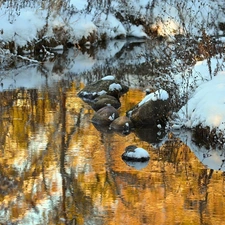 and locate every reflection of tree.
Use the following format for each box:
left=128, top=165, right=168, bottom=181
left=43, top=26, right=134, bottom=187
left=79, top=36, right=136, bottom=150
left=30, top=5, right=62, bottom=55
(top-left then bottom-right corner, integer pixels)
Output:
left=59, top=89, right=68, bottom=223
left=53, top=82, right=98, bottom=224
left=103, top=137, right=148, bottom=208
left=155, top=139, right=217, bottom=224
left=1, top=83, right=225, bottom=225
left=198, top=169, right=213, bottom=224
